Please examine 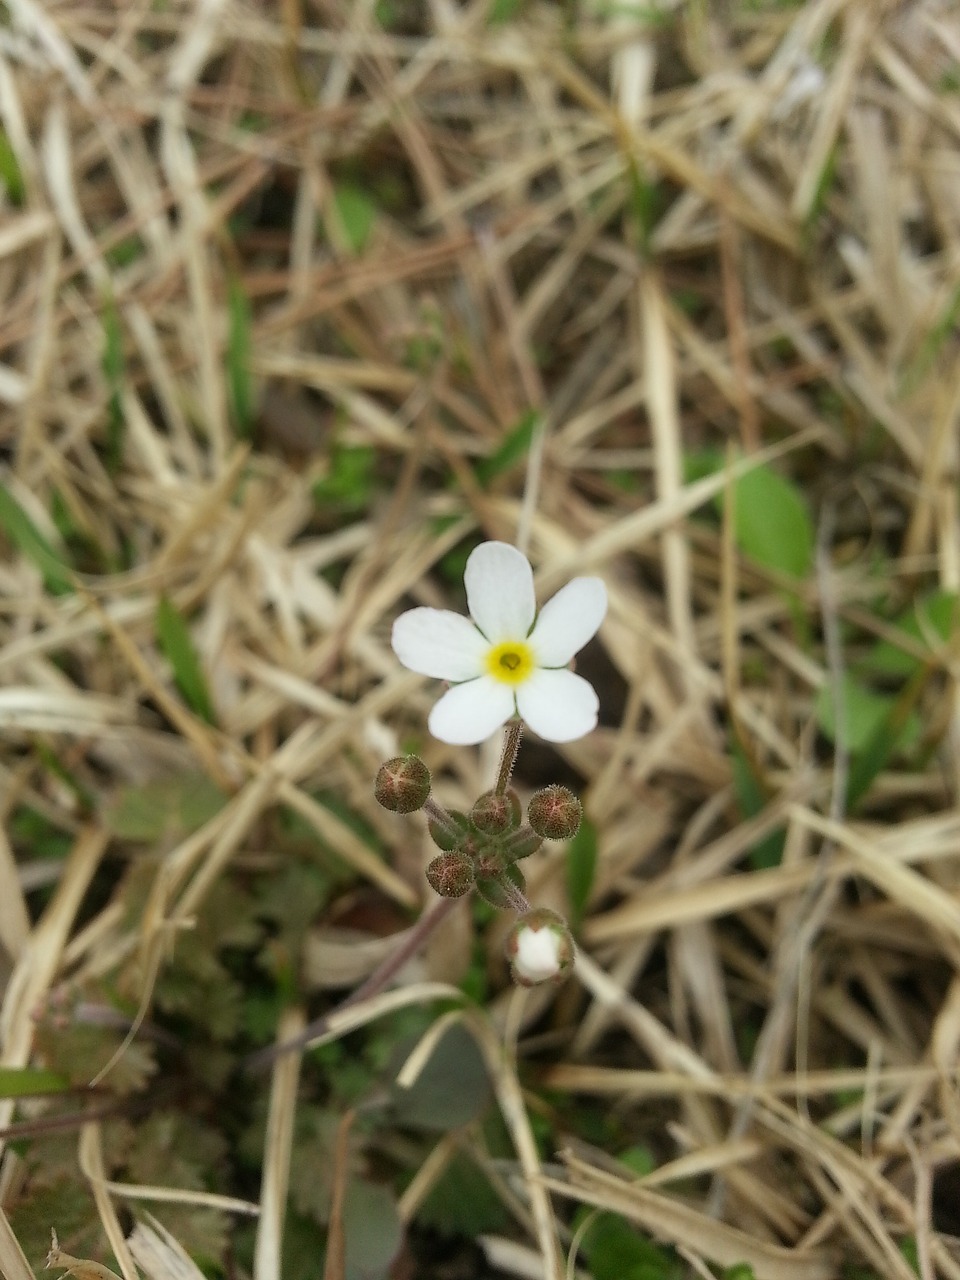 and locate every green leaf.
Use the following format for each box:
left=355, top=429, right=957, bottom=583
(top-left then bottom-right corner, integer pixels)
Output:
left=861, top=591, right=959, bottom=678
left=0, top=484, right=73, bottom=594
left=102, top=297, right=125, bottom=474
left=312, top=444, right=375, bottom=512
left=391, top=1022, right=491, bottom=1131
left=155, top=595, right=216, bottom=723
left=227, top=276, right=254, bottom=437
left=899, top=1236, right=921, bottom=1277
left=817, top=671, right=927, bottom=810
left=577, top=1210, right=683, bottom=1280
left=332, top=183, right=377, bottom=254
left=342, top=1180, right=402, bottom=1280
left=618, top=1146, right=656, bottom=1178
left=415, top=1150, right=508, bottom=1237
left=815, top=673, right=919, bottom=755
left=107, top=775, right=227, bottom=842
left=566, top=816, right=597, bottom=926
left=0, top=1067, right=71, bottom=1097
left=843, top=672, right=928, bottom=811
left=730, top=464, right=814, bottom=580
left=488, top=0, right=527, bottom=22
left=475, top=411, right=540, bottom=487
